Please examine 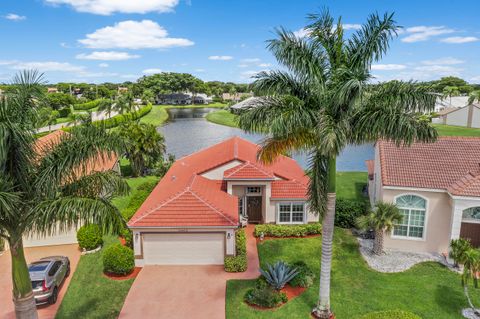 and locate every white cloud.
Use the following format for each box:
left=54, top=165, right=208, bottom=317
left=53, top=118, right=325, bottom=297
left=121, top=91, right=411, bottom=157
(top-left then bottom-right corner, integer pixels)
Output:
left=401, top=26, right=454, bottom=43
left=470, top=76, right=480, bottom=83
left=258, top=63, right=272, bottom=68
left=44, top=0, right=179, bottom=15
left=440, top=36, right=479, bottom=44
left=421, top=57, right=464, bottom=65
left=208, top=55, right=233, bottom=61
left=241, top=58, right=261, bottom=63
left=76, top=51, right=140, bottom=61
left=142, top=68, right=162, bottom=74
left=414, top=65, right=463, bottom=76
left=1, top=60, right=85, bottom=72
left=78, top=20, right=194, bottom=49
left=4, top=13, right=26, bottom=21
left=371, top=64, right=406, bottom=71
left=293, top=28, right=310, bottom=38
left=99, top=63, right=109, bottom=68
left=343, top=23, right=362, bottom=30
